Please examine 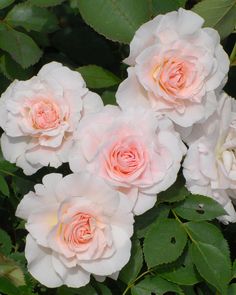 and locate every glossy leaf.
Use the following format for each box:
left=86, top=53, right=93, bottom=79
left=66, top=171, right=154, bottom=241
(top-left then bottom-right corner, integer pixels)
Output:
left=0, top=0, right=14, bottom=9
left=160, top=247, right=200, bottom=285
left=0, top=175, right=9, bottom=196
left=228, top=284, right=236, bottom=295
left=0, top=229, right=11, bottom=255
left=0, top=24, right=42, bottom=68
left=6, top=4, right=58, bottom=33
left=131, top=275, right=184, bottom=295
left=185, top=221, right=230, bottom=259
left=152, top=0, right=186, bottom=16
left=119, top=238, right=143, bottom=284
left=157, top=175, right=189, bottom=204
left=27, top=0, right=65, bottom=7
left=135, top=204, right=170, bottom=238
left=174, top=194, right=226, bottom=221
left=144, top=218, right=187, bottom=267
left=78, top=65, right=120, bottom=89
left=0, top=277, right=18, bottom=295
left=190, top=242, right=231, bottom=295
left=192, top=0, right=236, bottom=39
left=77, top=0, right=150, bottom=43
